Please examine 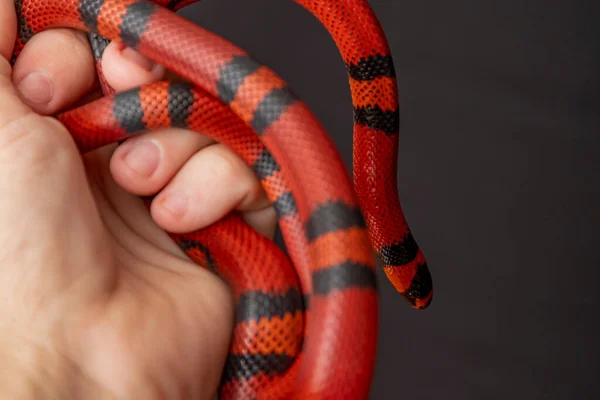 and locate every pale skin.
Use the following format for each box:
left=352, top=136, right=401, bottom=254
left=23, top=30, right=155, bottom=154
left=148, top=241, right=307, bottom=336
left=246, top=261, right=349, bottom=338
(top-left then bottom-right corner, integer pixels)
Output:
left=0, top=0, right=277, bottom=398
